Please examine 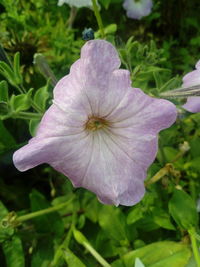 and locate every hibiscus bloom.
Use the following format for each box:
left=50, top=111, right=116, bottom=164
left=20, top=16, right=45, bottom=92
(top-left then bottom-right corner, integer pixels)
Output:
left=13, top=40, right=176, bottom=206
left=123, top=0, right=153, bottom=20
left=58, top=0, right=92, bottom=8
left=182, top=60, right=200, bottom=113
